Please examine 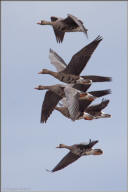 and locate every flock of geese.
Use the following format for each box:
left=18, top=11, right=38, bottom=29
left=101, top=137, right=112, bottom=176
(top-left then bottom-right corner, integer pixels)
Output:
left=36, top=14, right=112, bottom=172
